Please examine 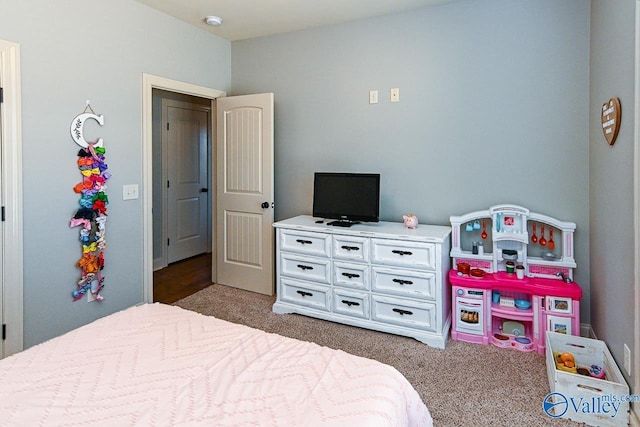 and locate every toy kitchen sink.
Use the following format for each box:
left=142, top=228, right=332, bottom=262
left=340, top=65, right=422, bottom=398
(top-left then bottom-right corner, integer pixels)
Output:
left=449, top=204, right=582, bottom=354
